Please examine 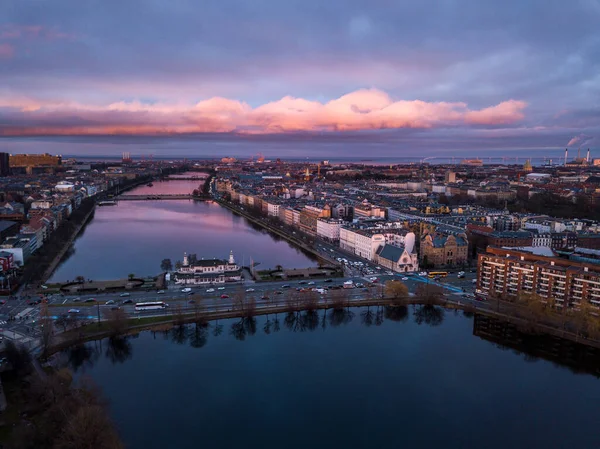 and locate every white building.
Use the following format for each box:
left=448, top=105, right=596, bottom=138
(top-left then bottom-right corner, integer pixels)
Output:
left=267, top=201, right=280, bottom=217
left=316, top=219, right=344, bottom=241
left=175, top=251, right=242, bottom=285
